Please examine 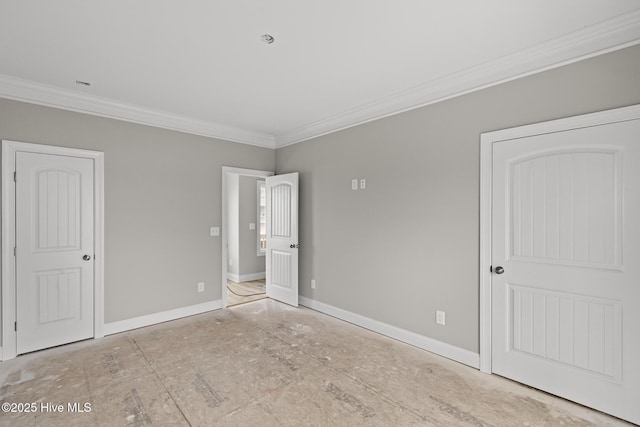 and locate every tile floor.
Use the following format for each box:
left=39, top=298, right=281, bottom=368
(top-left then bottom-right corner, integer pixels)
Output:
left=0, top=299, right=633, bottom=426
left=226, top=280, right=267, bottom=307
